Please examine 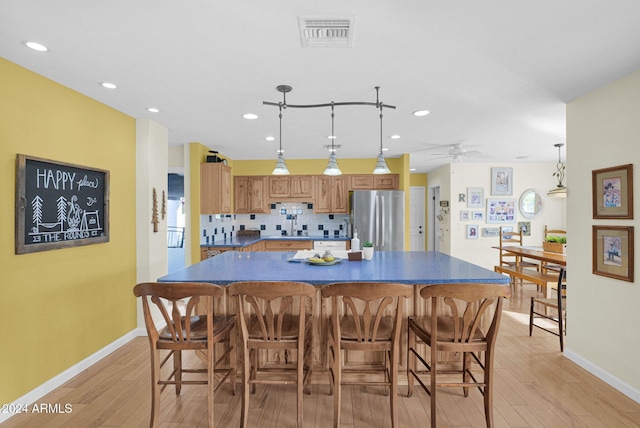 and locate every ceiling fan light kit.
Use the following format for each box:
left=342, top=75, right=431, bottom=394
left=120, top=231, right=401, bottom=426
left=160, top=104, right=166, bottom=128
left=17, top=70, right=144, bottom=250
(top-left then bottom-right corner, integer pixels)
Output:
left=264, top=85, right=395, bottom=175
